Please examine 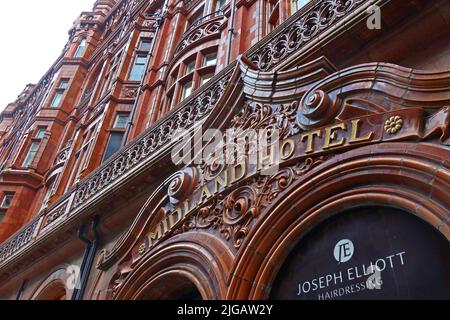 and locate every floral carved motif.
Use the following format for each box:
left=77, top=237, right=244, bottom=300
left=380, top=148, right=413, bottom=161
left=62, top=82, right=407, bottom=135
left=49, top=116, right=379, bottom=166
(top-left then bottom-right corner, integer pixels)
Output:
left=231, top=101, right=302, bottom=139
left=175, top=18, right=224, bottom=55
left=122, top=86, right=139, bottom=99
left=249, top=0, right=366, bottom=71
left=174, top=157, right=326, bottom=248
left=43, top=202, right=68, bottom=228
